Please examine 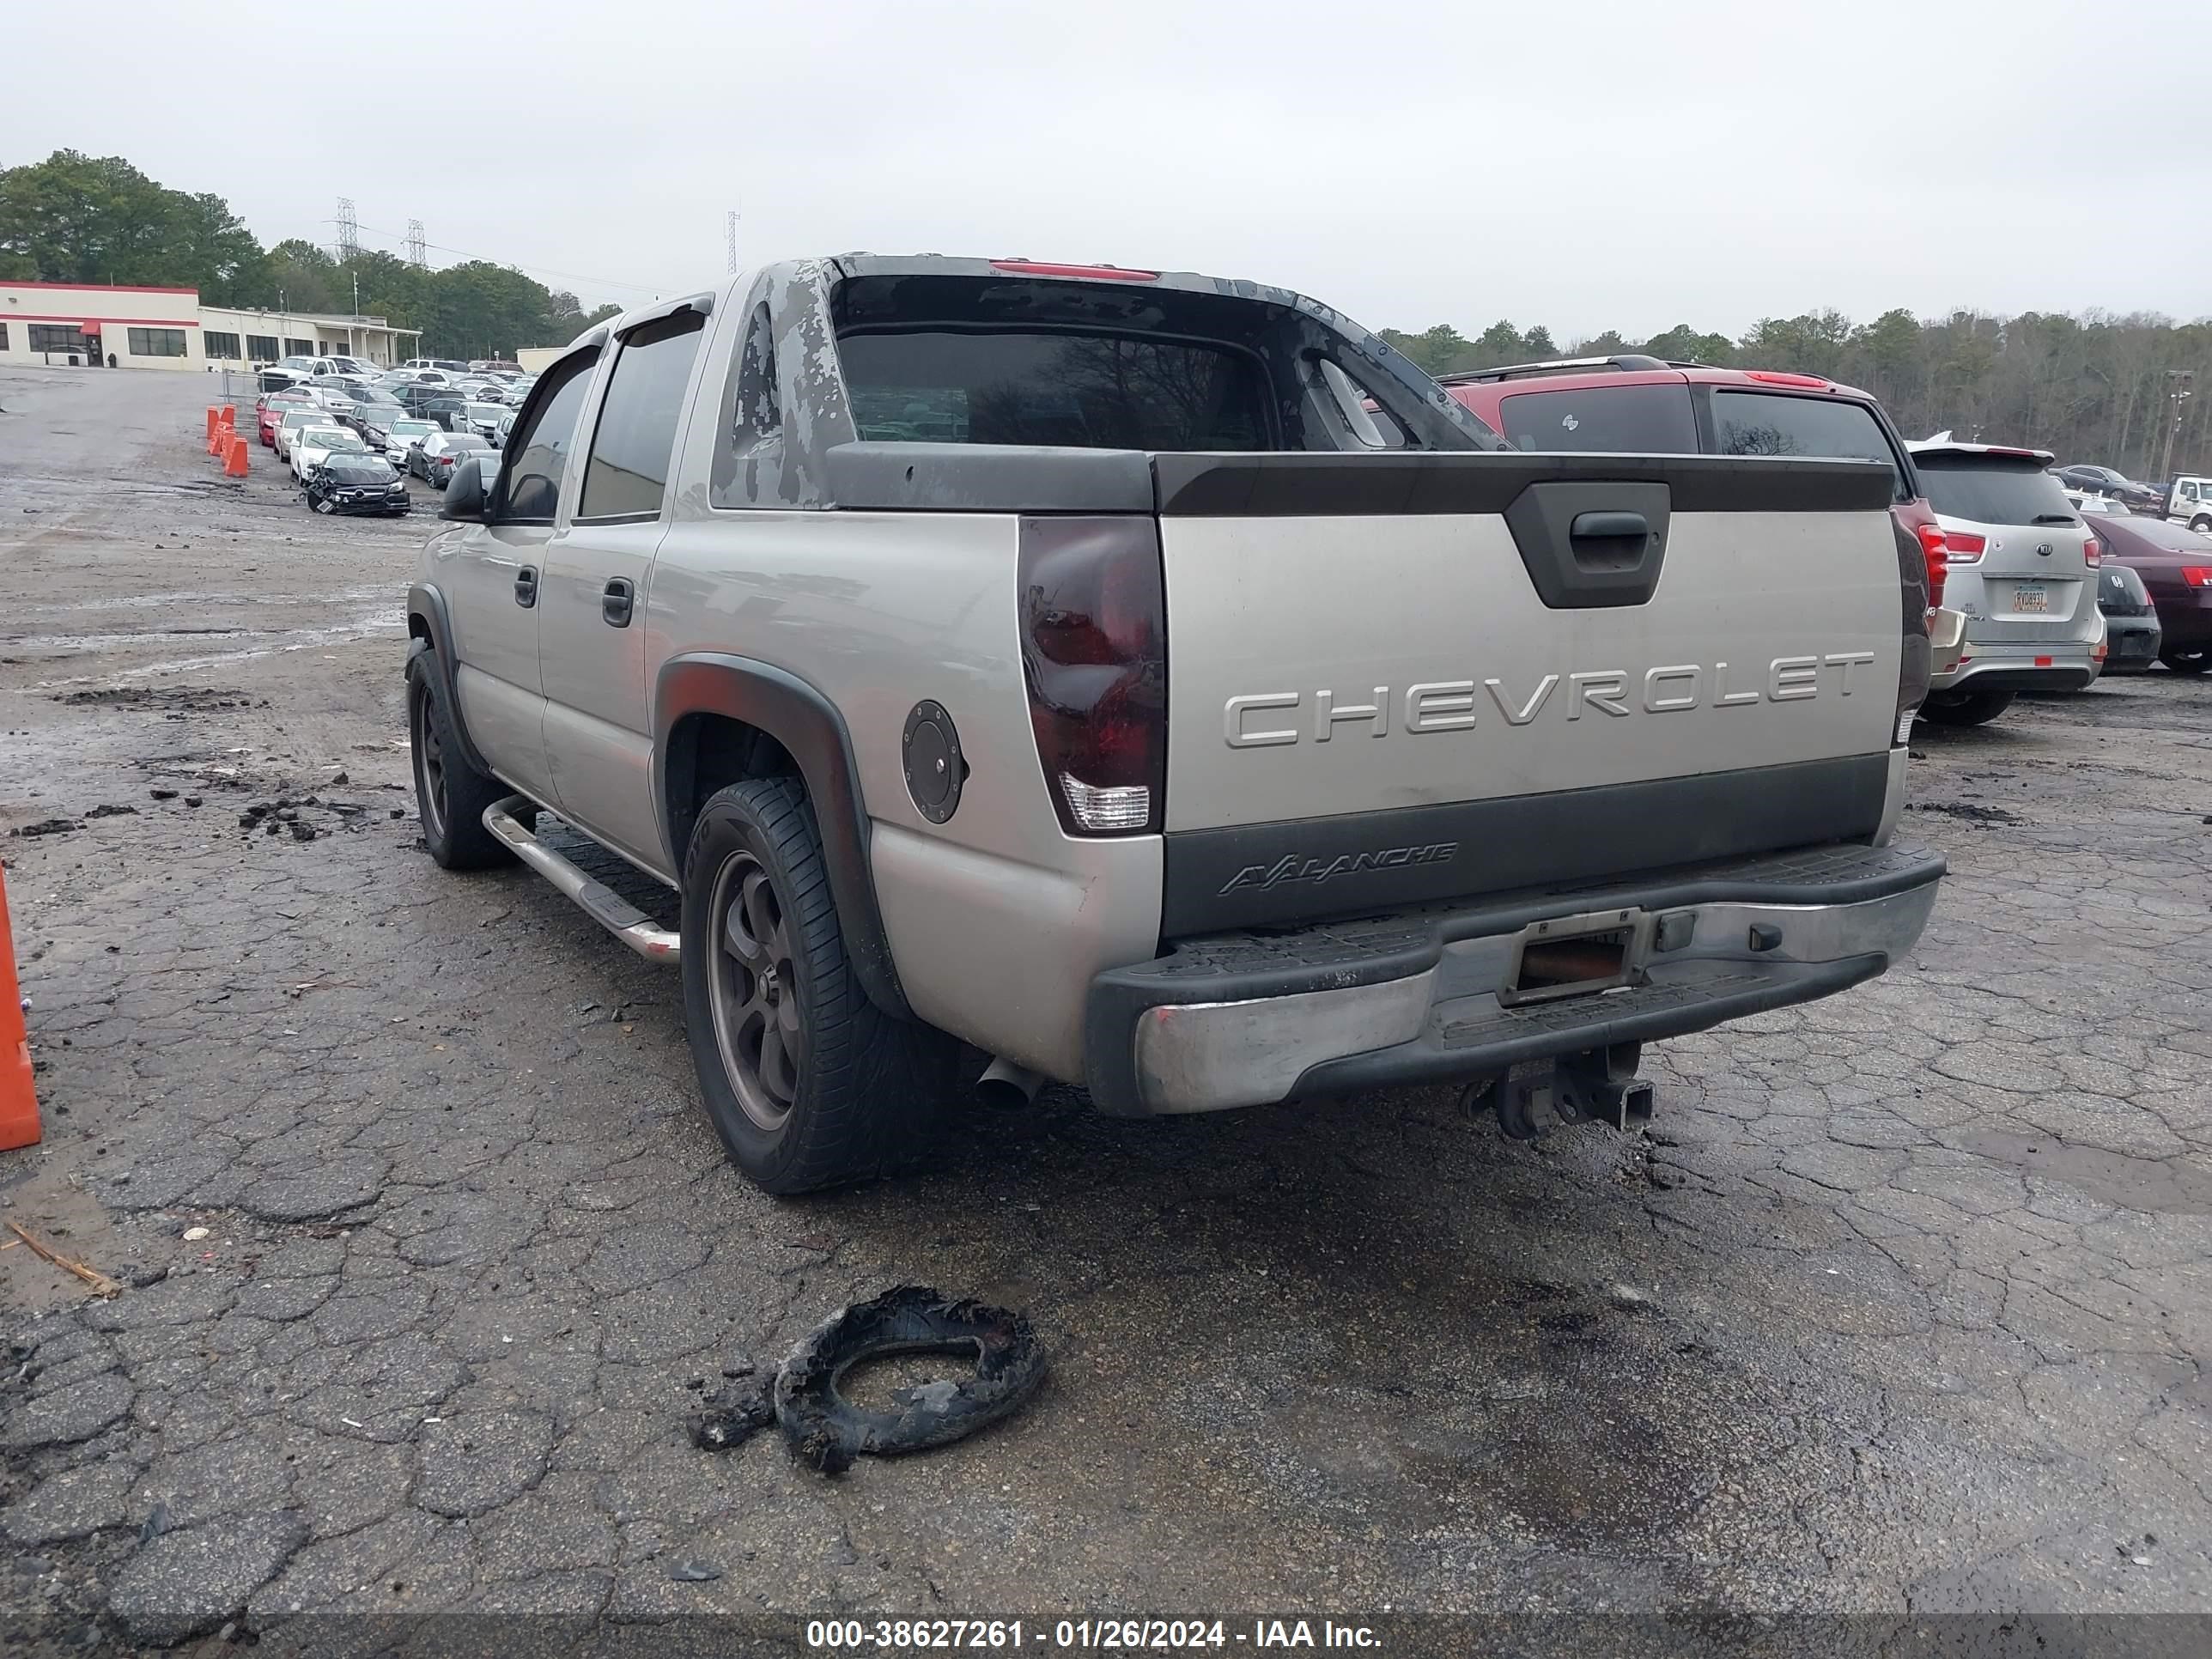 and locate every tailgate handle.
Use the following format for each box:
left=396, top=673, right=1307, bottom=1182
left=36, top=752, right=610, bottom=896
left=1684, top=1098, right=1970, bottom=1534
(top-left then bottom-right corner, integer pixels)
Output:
left=1569, top=511, right=1650, bottom=563
left=1505, top=482, right=1671, bottom=610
